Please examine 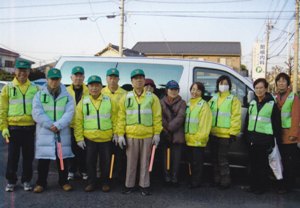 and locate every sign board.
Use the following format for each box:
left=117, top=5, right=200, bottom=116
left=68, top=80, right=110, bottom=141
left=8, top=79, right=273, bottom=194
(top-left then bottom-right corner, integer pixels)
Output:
left=252, top=42, right=266, bottom=80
